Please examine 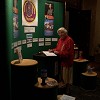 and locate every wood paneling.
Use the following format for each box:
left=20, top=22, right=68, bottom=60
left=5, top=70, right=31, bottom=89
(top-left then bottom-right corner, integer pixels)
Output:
left=66, top=0, right=82, bottom=10
left=50, top=0, right=82, bottom=10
